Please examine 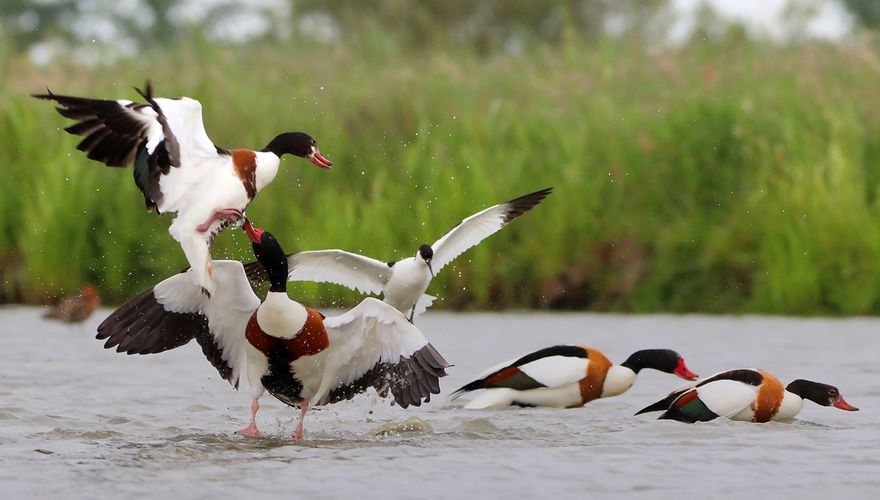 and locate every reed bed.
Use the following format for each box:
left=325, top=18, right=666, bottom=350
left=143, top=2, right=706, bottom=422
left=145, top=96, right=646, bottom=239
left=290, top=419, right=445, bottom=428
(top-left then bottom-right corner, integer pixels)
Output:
left=3, top=35, right=880, bottom=314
